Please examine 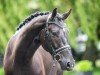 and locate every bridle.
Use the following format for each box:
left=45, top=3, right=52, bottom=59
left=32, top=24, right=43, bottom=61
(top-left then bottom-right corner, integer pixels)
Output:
left=44, top=15, right=71, bottom=60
